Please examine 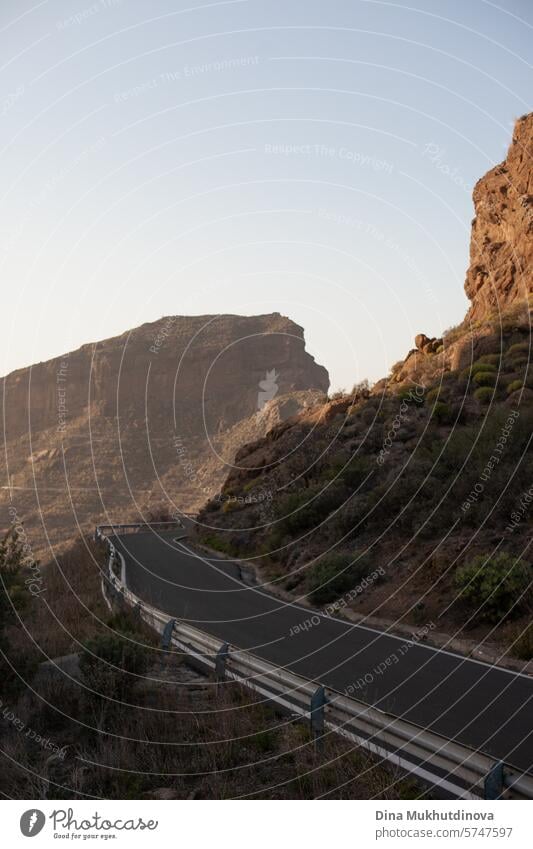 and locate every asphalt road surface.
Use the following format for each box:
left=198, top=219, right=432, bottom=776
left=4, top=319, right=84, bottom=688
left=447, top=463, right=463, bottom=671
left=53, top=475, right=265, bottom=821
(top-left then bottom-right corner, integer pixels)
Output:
left=113, top=530, right=533, bottom=774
